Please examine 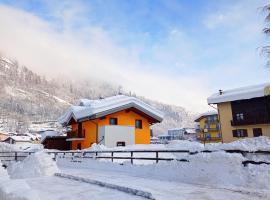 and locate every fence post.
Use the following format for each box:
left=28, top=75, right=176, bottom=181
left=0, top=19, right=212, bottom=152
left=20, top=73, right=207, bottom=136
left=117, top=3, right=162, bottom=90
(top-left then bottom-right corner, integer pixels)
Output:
left=96, top=152, right=98, bottom=159
left=156, top=152, right=159, bottom=164
left=111, top=152, right=114, bottom=162
left=15, top=152, right=17, bottom=162
left=131, top=152, right=133, bottom=165
left=54, top=153, right=57, bottom=161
